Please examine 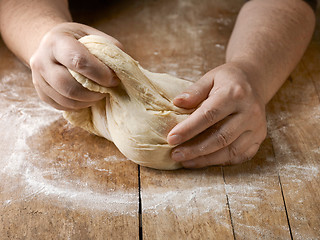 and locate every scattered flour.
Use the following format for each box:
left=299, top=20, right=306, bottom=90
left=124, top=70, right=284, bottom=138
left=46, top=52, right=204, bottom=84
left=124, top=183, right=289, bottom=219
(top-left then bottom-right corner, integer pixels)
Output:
left=103, top=155, right=127, bottom=162
left=142, top=186, right=225, bottom=215
left=23, top=166, right=137, bottom=214
left=0, top=104, right=137, bottom=215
